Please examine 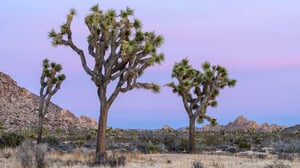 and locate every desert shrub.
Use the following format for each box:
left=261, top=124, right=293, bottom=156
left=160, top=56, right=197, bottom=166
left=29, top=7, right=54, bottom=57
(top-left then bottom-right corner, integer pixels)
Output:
left=147, top=142, right=160, bottom=153
left=76, top=134, right=84, bottom=140
left=0, top=132, right=24, bottom=148
left=128, top=130, right=137, bottom=140
left=28, top=131, right=37, bottom=139
left=264, top=160, right=291, bottom=168
left=134, top=129, right=190, bottom=152
left=138, top=130, right=157, bottom=143
left=16, top=140, right=48, bottom=168
left=136, top=141, right=160, bottom=154
left=34, top=143, right=48, bottom=168
left=55, top=128, right=65, bottom=134
left=135, top=141, right=148, bottom=153
left=16, top=140, right=34, bottom=168
left=191, top=160, right=204, bottom=168
left=42, top=127, right=51, bottom=136
left=20, top=129, right=37, bottom=139
left=156, top=130, right=178, bottom=152
left=203, top=134, right=223, bottom=146
left=42, top=136, right=59, bottom=145
left=234, top=138, right=251, bottom=150
left=253, top=135, right=261, bottom=144
left=85, top=129, right=97, bottom=141
left=107, top=155, right=126, bottom=167
left=67, top=128, right=81, bottom=138
left=274, top=140, right=300, bottom=153
left=179, top=138, right=189, bottom=151
left=277, top=153, right=296, bottom=161
left=84, top=134, right=93, bottom=141
left=74, top=139, right=85, bottom=147
left=94, top=151, right=126, bottom=167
